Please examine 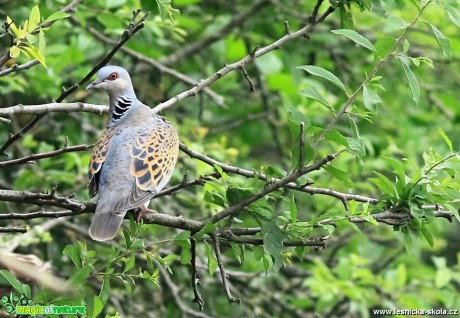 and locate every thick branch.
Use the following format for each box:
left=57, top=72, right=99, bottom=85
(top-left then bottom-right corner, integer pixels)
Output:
left=0, top=103, right=108, bottom=117
left=0, top=226, right=27, bottom=233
